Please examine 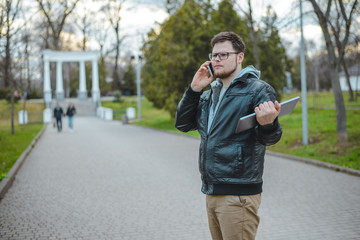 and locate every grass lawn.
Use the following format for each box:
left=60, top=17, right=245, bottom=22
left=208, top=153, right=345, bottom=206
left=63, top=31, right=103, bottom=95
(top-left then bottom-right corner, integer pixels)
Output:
left=102, top=91, right=360, bottom=170
left=0, top=100, right=45, bottom=181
